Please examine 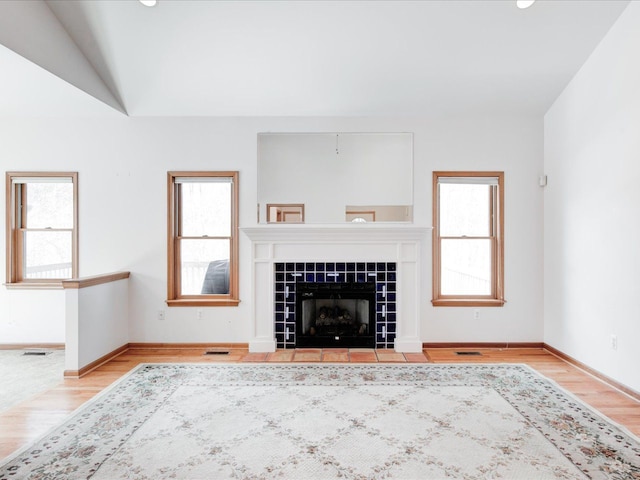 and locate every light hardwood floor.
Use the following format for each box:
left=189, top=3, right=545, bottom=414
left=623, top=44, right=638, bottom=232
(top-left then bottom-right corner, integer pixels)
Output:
left=1, top=347, right=639, bottom=461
